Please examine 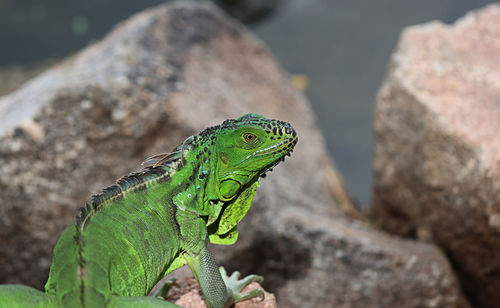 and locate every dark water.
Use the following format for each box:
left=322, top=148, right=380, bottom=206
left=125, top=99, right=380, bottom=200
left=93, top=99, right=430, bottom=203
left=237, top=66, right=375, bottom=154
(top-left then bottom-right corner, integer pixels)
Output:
left=0, top=0, right=497, bottom=207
